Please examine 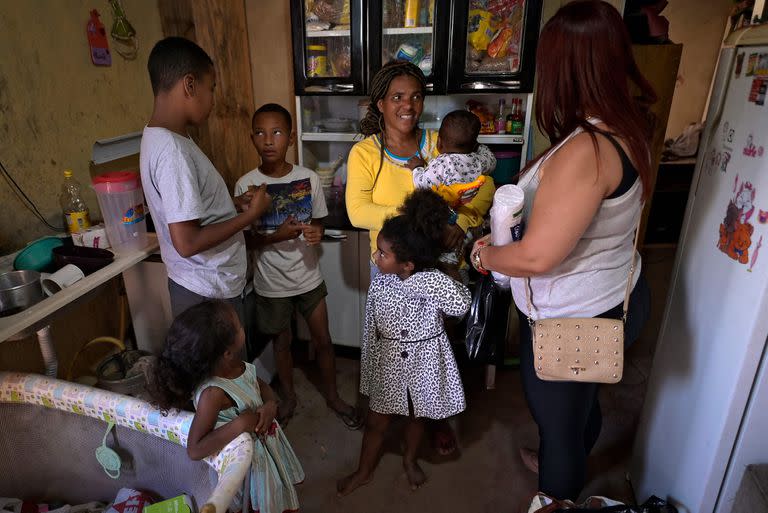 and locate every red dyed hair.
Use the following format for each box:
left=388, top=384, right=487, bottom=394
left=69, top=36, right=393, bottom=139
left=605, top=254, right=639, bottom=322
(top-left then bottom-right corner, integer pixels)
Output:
left=529, top=0, right=657, bottom=199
